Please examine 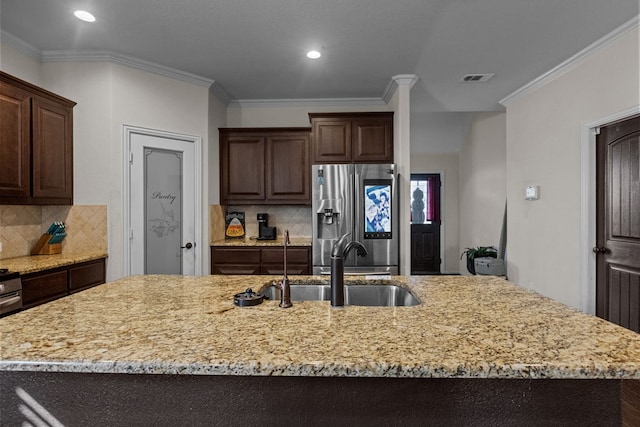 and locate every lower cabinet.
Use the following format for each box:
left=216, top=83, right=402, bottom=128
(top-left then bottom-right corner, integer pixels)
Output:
left=21, top=258, right=106, bottom=310
left=211, top=246, right=311, bottom=275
